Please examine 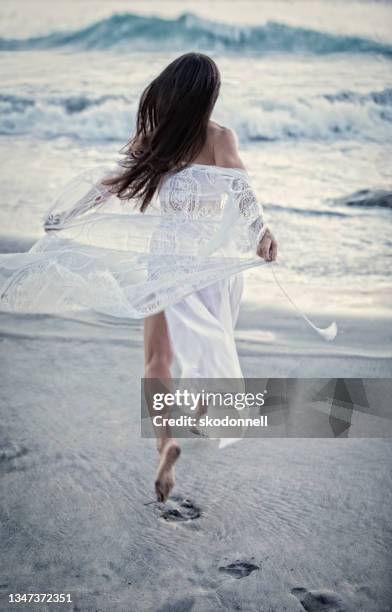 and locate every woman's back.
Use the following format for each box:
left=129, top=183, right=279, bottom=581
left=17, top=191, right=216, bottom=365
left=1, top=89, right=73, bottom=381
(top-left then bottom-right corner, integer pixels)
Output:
left=158, top=121, right=248, bottom=220
left=191, top=121, right=245, bottom=170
